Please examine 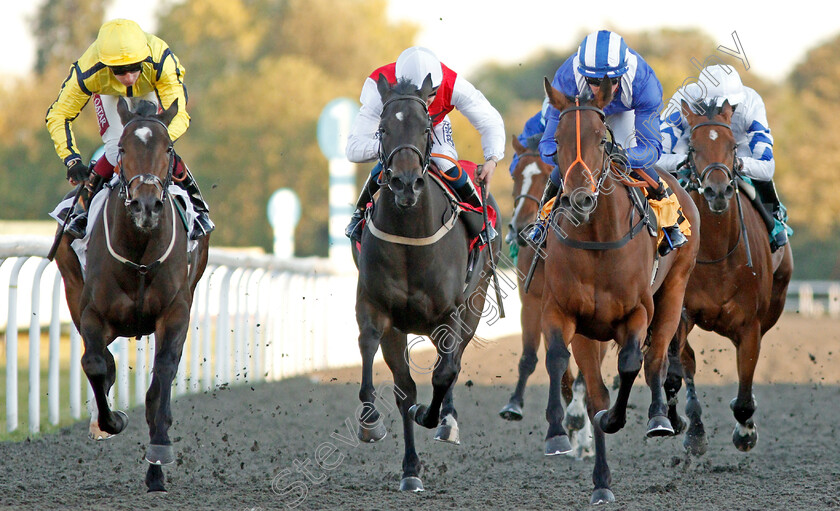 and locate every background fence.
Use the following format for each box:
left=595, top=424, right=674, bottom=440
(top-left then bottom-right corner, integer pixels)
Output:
left=0, top=237, right=361, bottom=435
left=2, top=236, right=837, bottom=435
